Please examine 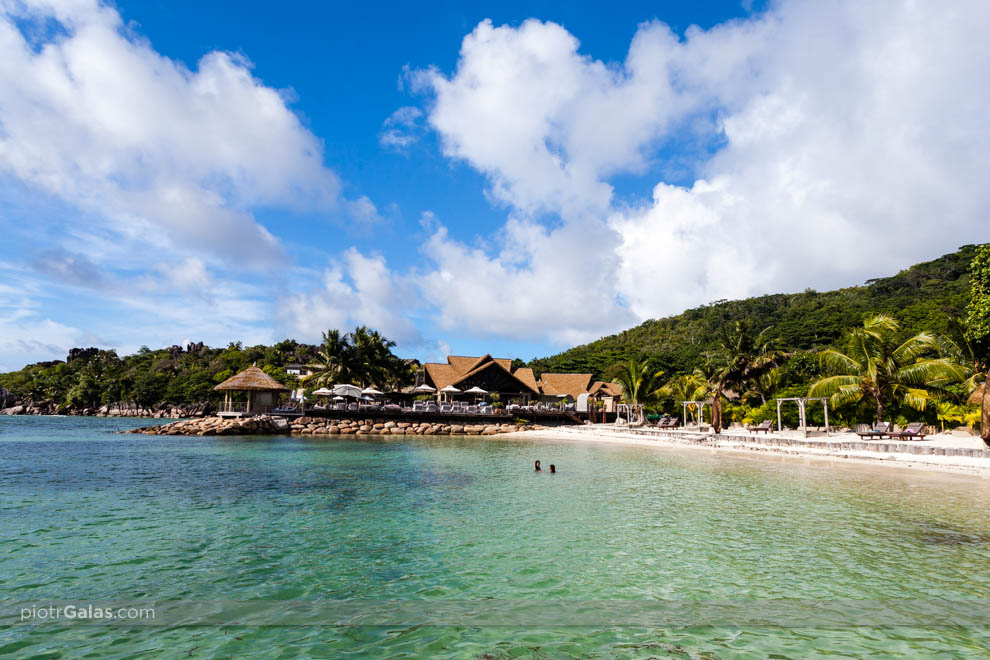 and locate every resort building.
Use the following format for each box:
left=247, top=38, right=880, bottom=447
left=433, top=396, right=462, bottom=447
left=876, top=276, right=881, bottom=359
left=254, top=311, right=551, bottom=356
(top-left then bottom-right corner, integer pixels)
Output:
left=285, top=364, right=313, bottom=402
left=423, top=355, right=541, bottom=403
left=539, top=373, right=622, bottom=412
left=285, top=364, right=313, bottom=378
left=421, top=355, right=622, bottom=410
